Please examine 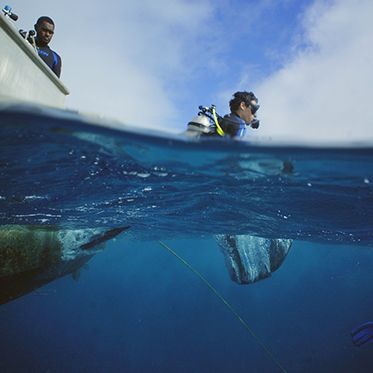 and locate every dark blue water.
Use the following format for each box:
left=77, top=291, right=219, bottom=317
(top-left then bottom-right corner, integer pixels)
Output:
left=1, top=104, right=373, bottom=372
